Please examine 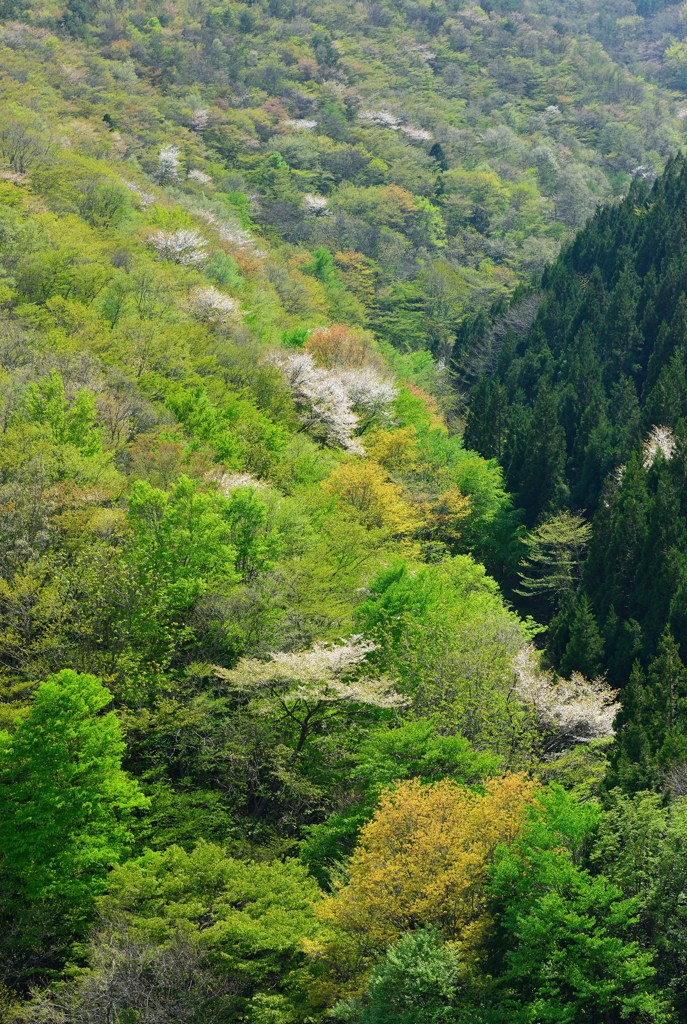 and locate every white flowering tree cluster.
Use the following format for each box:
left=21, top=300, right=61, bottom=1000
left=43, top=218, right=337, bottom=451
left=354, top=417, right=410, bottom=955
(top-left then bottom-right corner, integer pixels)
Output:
left=358, top=108, right=432, bottom=142
left=147, top=228, right=208, bottom=266
left=216, top=638, right=406, bottom=754
left=268, top=350, right=396, bottom=453
left=124, top=180, right=155, bottom=209
left=302, top=193, right=329, bottom=216
left=189, top=285, right=240, bottom=323
left=303, top=192, right=329, bottom=215
left=188, top=168, right=212, bottom=185
left=513, top=646, right=620, bottom=753
left=157, top=144, right=181, bottom=183
left=643, top=425, right=676, bottom=468
left=213, top=471, right=265, bottom=495
left=613, top=425, right=676, bottom=488
left=664, top=761, right=687, bottom=797
left=284, top=118, right=318, bottom=131
left=189, top=108, right=209, bottom=132
left=268, top=350, right=361, bottom=453
left=338, top=366, right=398, bottom=424
left=197, top=209, right=265, bottom=257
